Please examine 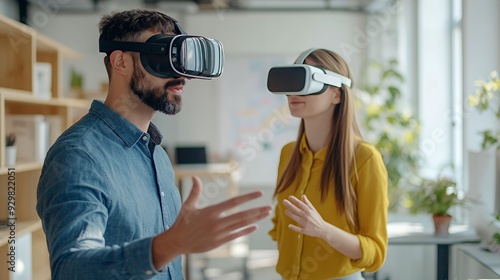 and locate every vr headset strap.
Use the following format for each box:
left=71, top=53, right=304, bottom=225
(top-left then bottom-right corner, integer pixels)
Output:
left=313, top=72, right=342, bottom=88
left=165, top=14, right=187, bottom=35
left=294, top=48, right=317, bottom=64
left=99, top=41, right=168, bottom=55
left=294, top=48, right=352, bottom=88
left=325, top=69, right=352, bottom=88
